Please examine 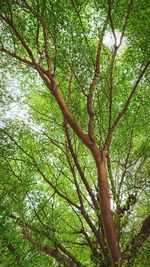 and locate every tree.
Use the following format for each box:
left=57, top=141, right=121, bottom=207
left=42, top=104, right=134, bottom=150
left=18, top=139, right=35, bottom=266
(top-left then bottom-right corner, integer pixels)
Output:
left=0, top=0, right=150, bottom=266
